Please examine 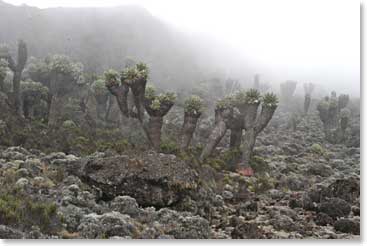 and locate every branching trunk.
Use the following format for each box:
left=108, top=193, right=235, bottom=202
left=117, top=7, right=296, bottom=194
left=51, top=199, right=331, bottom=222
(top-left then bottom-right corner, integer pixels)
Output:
left=239, top=105, right=276, bottom=170
left=240, top=128, right=256, bottom=167
left=255, top=106, right=276, bottom=134
left=200, top=110, right=228, bottom=161
left=130, top=78, right=147, bottom=122
left=229, top=127, right=242, bottom=147
left=228, top=117, right=243, bottom=149
left=228, top=124, right=243, bottom=171
left=107, top=84, right=129, bottom=117
left=180, top=112, right=200, bottom=151
left=144, top=97, right=174, bottom=150
left=240, top=103, right=259, bottom=129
